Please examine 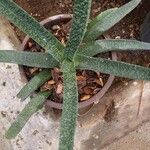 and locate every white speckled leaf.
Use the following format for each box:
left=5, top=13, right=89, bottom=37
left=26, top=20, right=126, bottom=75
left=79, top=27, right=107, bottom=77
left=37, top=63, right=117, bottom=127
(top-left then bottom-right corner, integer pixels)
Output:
left=17, top=69, right=52, bottom=101
left=84, top=0, right=141, bottom=41
left=64, top=0, right=92, bottom=60
left=76, top=55, right=150, bottom=81
left=59, top=60, right=78, bottom=150
left=0, top=50, right=59, bottom=68
left=5, top=91, right=50, bottom=139
left=60, top=1, right=92, bottom=148
left=85, top=7, right=118, bottom=37
left=77, top=39, right=150, bottom=56
left=0, top=0, right=64, bottom=62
